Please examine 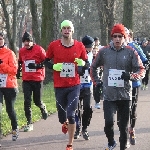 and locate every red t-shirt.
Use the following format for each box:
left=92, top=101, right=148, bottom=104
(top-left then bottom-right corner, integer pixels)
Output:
left=19, top=44, right=46, bottom=81
left=46, top=39, right=88, bottom=87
